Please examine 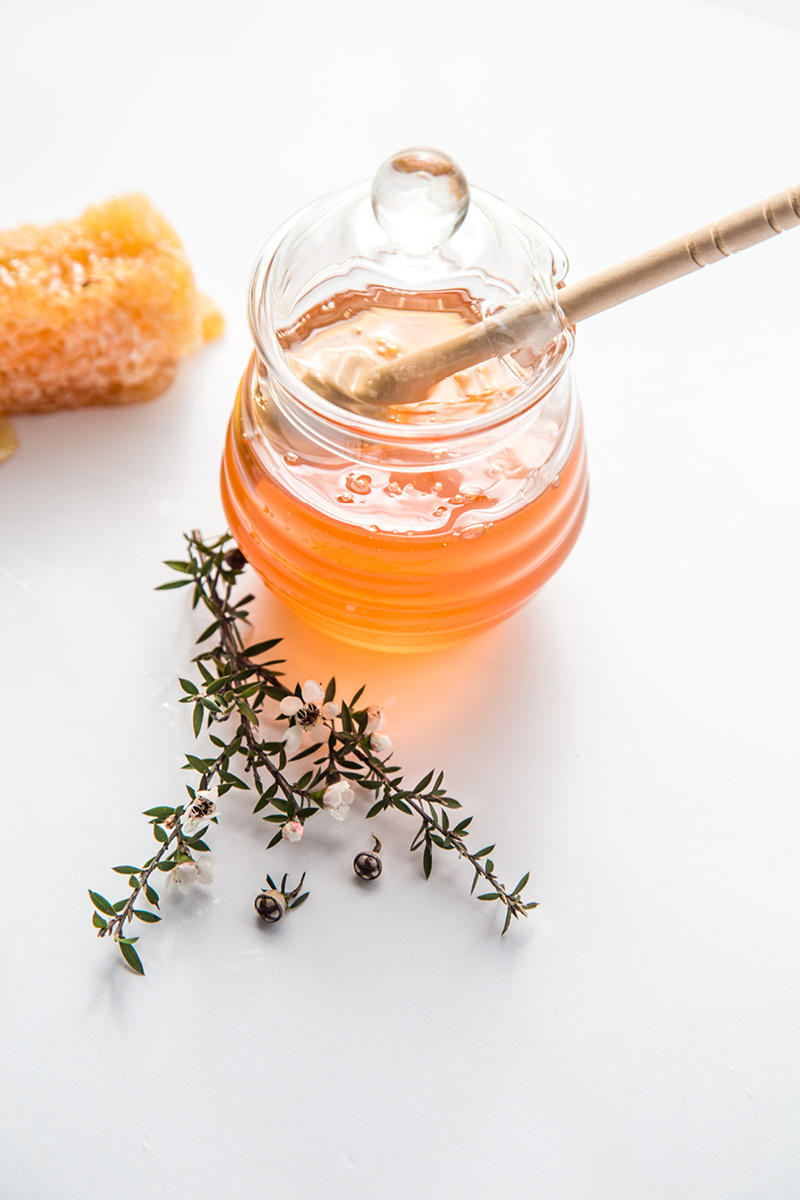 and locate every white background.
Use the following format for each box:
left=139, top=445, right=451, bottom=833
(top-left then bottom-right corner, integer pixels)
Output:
left=2, top=1, right=799, bottom=1197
